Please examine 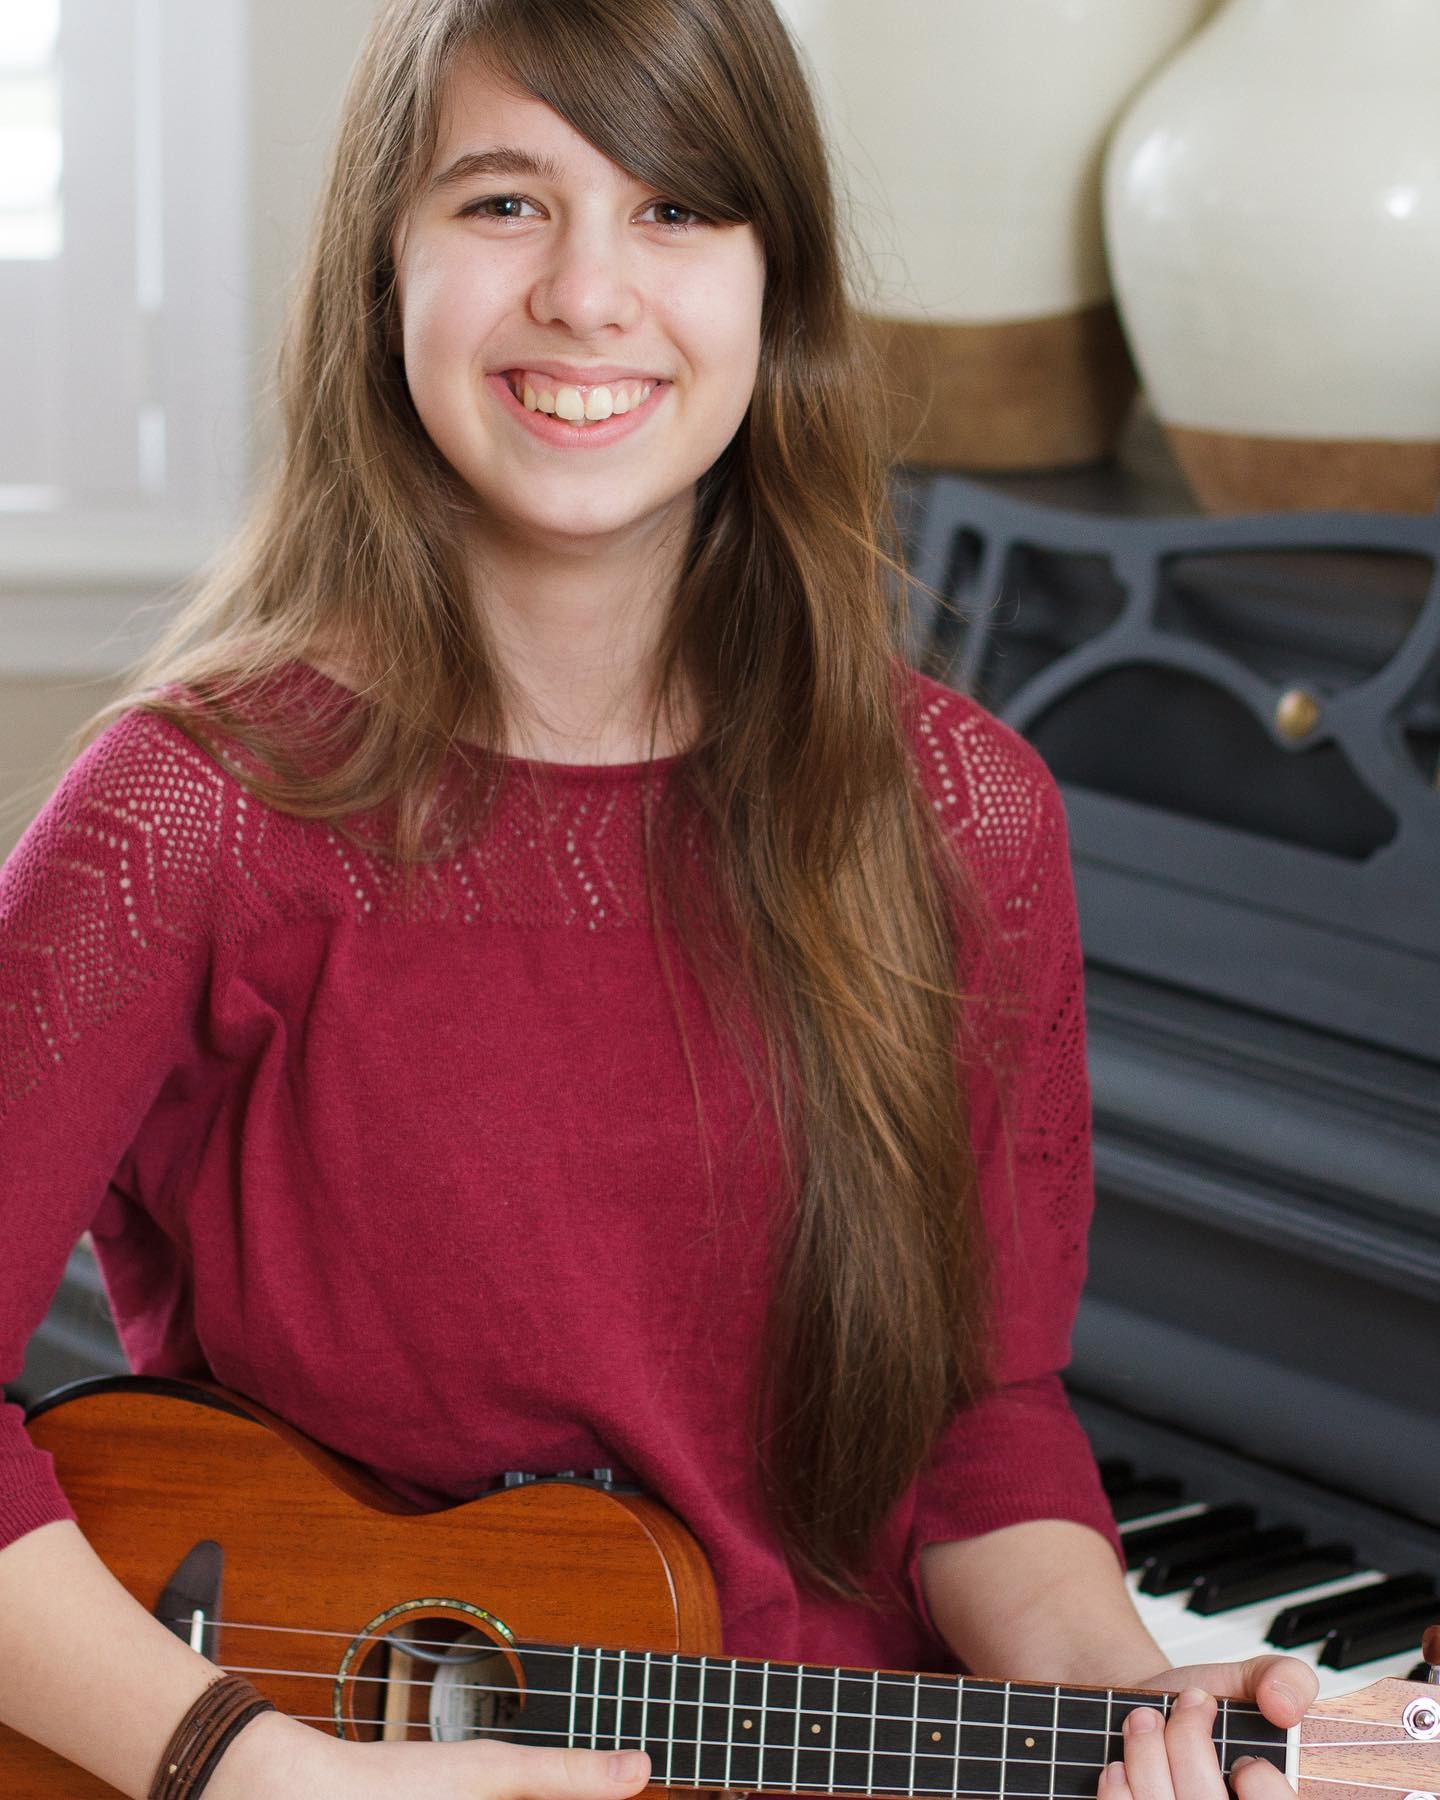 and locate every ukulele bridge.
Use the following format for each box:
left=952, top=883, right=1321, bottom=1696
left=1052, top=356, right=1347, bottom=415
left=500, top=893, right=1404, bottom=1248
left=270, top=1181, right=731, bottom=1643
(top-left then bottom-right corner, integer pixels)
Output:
left=336, top=1597, right=523, bottom=1744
